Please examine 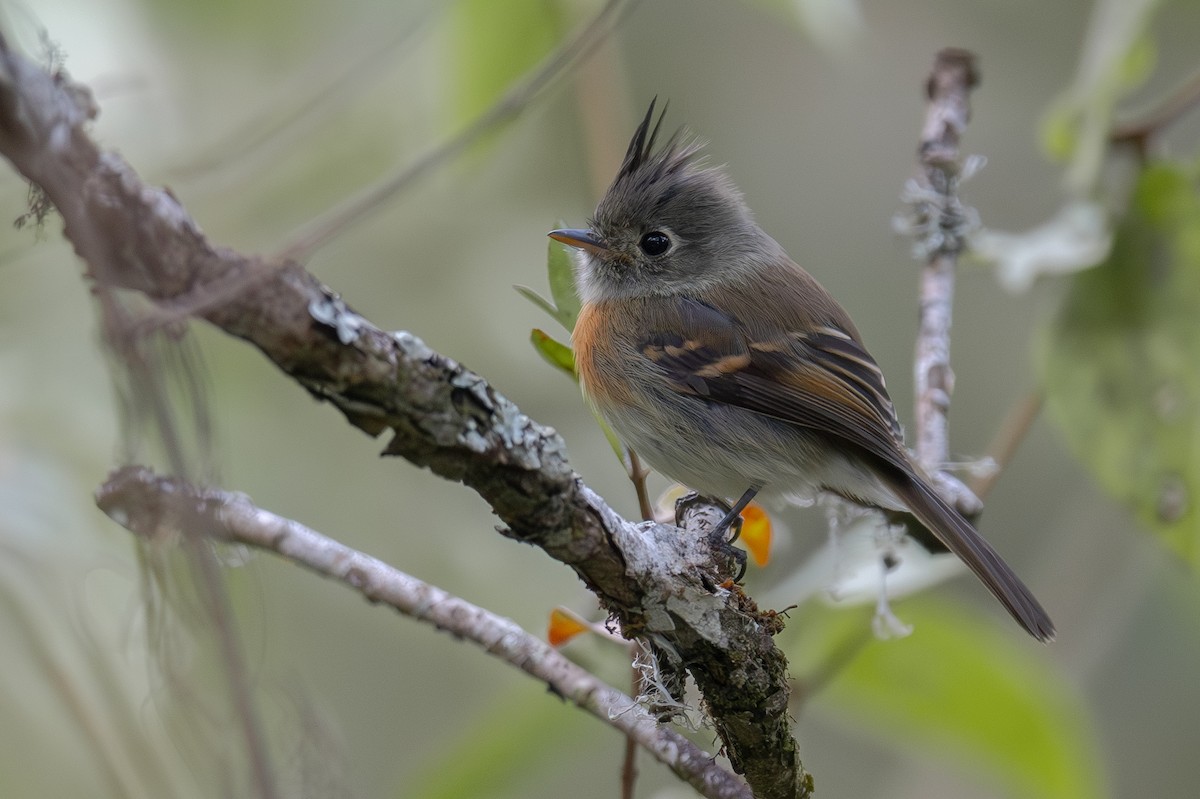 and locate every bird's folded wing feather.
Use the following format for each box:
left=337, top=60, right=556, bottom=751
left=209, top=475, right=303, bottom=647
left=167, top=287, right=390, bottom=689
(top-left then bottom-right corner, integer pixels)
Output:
left=639, top=295, right=911, bottom=474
